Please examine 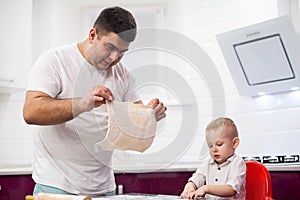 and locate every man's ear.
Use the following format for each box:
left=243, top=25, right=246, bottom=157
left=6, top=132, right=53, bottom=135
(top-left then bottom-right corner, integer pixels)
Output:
left=232, top=137, right=240, bottom=149
left=88, top=28, right=97, bottom=42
